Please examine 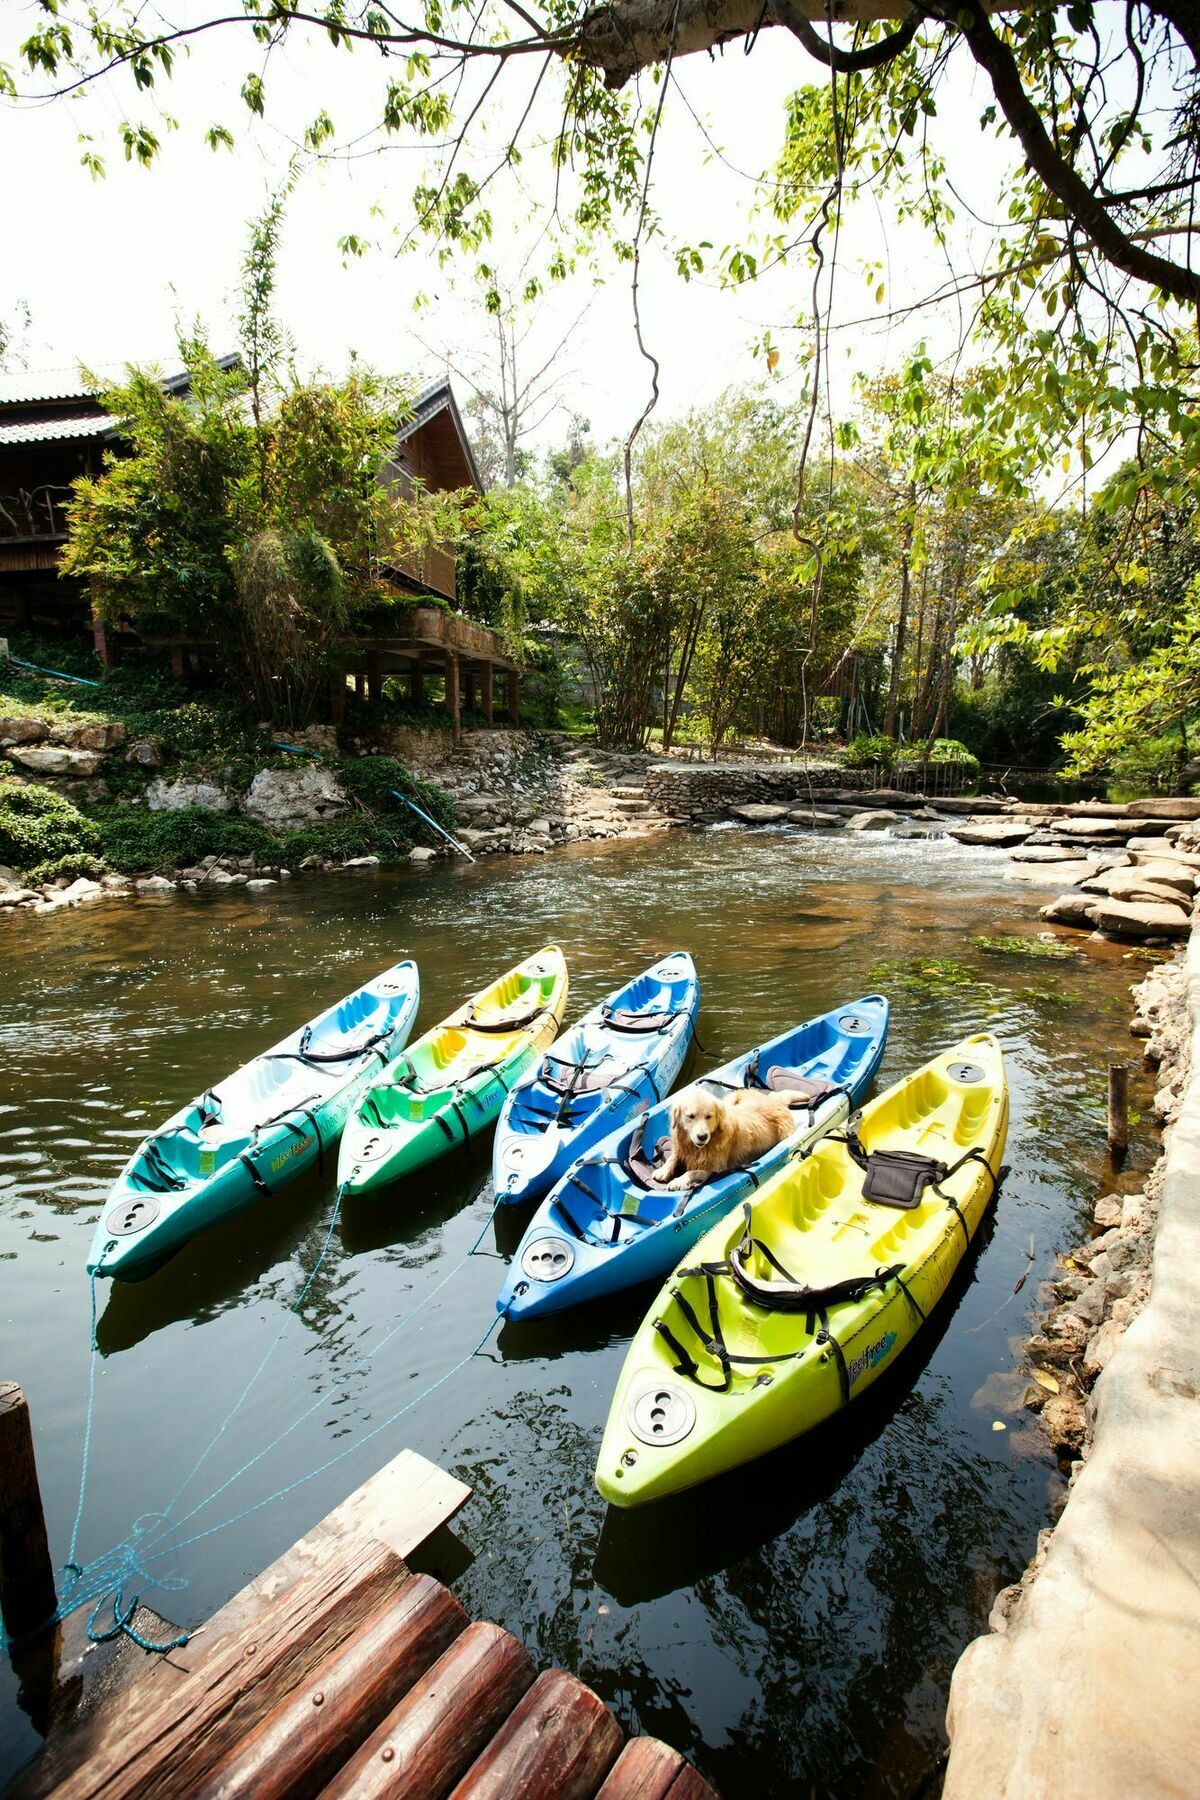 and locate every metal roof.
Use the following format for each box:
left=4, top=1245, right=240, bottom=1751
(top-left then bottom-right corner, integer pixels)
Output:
left=0, top=354, right=241, bottom=410
left=0, top=414, right=117, bottom=447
